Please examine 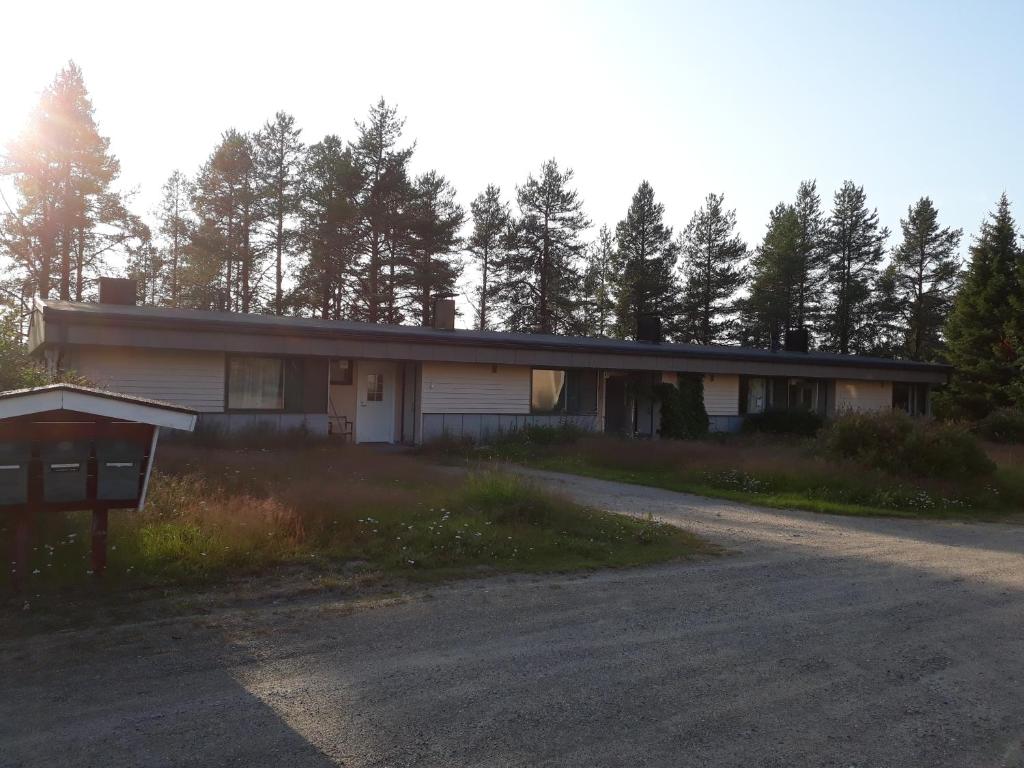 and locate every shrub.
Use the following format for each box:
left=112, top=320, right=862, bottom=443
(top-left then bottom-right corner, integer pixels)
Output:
left=743, top=408, right=823, bottom=436
left=654, top=377, right=709, bottom=439
left=822, top=410, right=994, bottom=480
left=901, top=424, right=996, bottom=479
left=976, top=408, right=1024, bottom=443
left=821, top=409, right=913, bottom=465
